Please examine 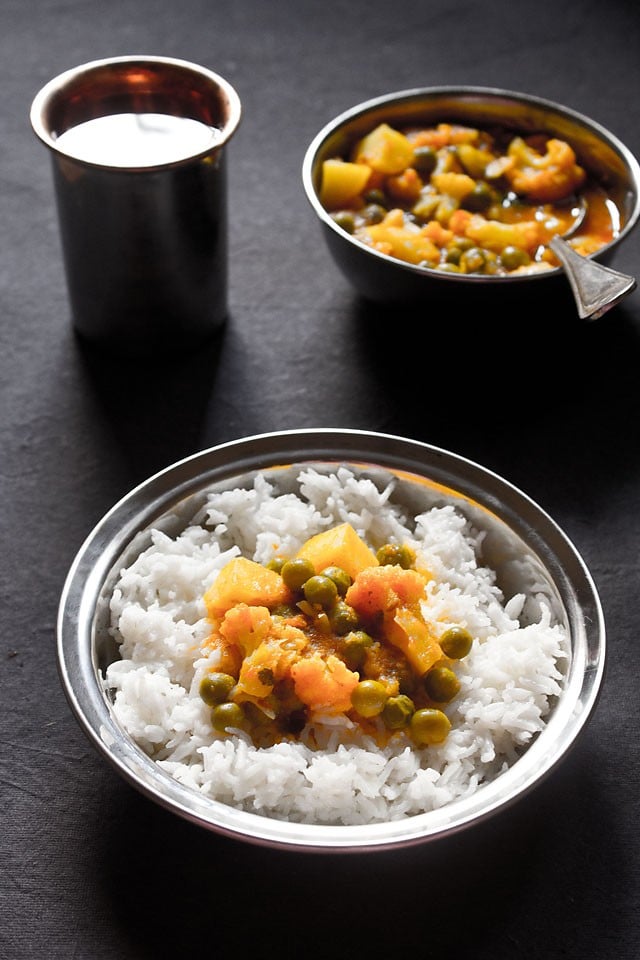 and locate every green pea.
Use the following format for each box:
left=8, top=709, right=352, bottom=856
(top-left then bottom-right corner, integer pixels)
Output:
left=440, top=625, right=473, bottom=659
left=266, top=556, right=285, bottom=574
left=320, top=566, right=352, bottom=597
left=412, top=146, right=437, bottom=177
left=351, top=680, right=388, bottom=718
left=500, top=245, right=531, bottom=270
left=482, top=249, right=500, bottom=274
left=199, top=672, right=235, bottom=706
left=376, top=543, right=415, bottom=569
left=331, top=211, right=356, bottom=234
left=303, top=574, right=338, bottom=608
left=410, top=708, right=451, bottom=745
left=382, top=694, right=415, bottom=730
left=461, top=181, right=495, bottom=212
left=423, top=665, right=460, bottom=703
left=459, top=247, right=487, bottom=273
left=329, top=600, right=360, bottom=635
left=342, top=630, right=373, bottom=670
left=281, top=557, right=315, bottom=591
left=211, top=701, right=245, bottom=733
left=362, top=203, right=387, bottom=225
left=364, top=188, right=387, bottom=206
